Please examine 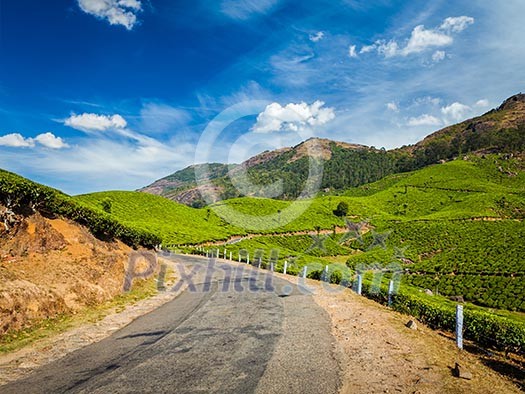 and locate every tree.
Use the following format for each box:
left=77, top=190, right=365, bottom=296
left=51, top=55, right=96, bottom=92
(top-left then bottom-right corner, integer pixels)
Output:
left=101, top=197, right=112, bottom=214
left=333, top=201, right=349, bottom=217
